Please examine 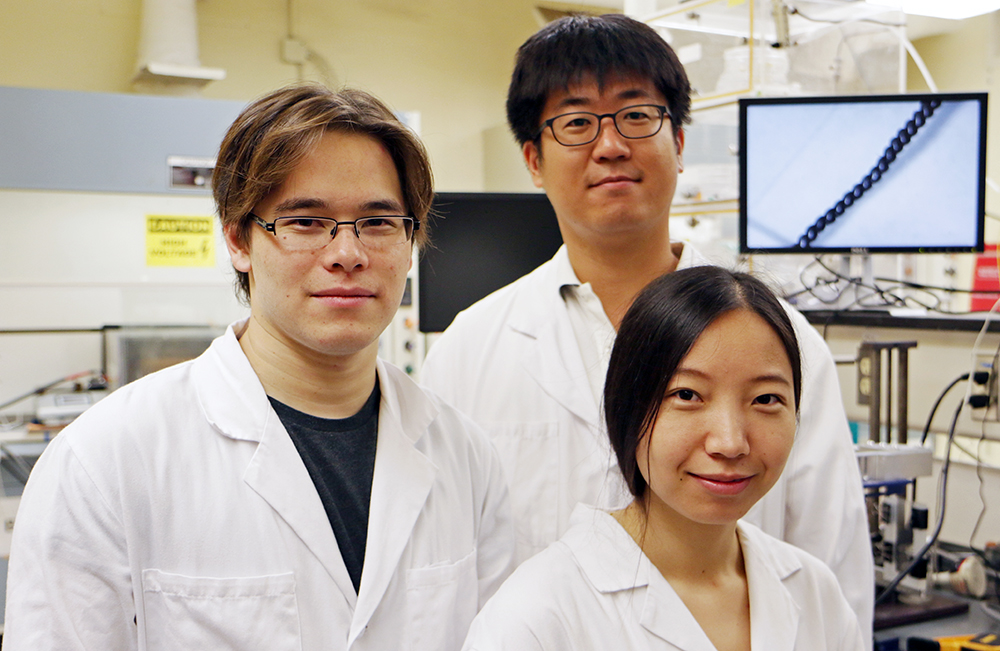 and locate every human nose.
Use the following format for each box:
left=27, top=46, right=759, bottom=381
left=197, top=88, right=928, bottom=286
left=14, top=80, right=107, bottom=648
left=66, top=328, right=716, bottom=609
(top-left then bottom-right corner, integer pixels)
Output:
left=704, top=406, right=750, bottom=459
left=322, top=222, right=368, bottom=270
left=591, top=115, right=630, bottom=159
